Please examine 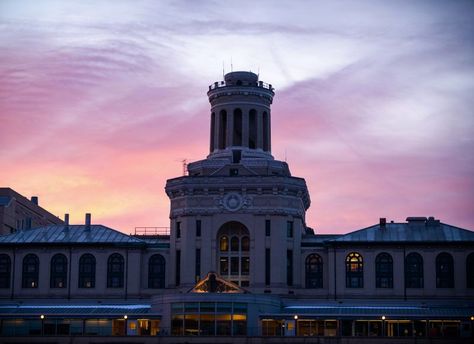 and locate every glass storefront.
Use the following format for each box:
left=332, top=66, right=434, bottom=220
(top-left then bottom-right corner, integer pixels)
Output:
left=171, top=302, right=247, bottom=336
